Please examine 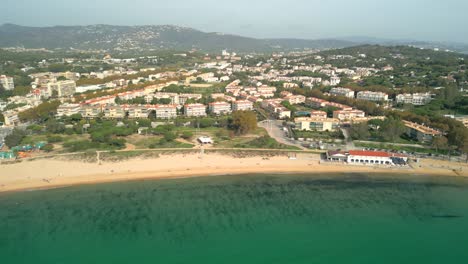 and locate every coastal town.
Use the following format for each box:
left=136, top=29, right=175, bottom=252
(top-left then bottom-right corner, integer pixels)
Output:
left=0, top=45, right=467, bottom=176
